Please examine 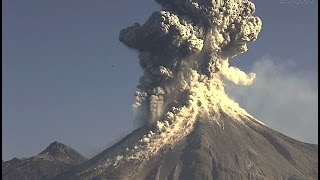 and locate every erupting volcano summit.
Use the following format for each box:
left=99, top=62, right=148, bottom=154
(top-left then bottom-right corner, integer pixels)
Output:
left=51, top=0, right=317, bottom=179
